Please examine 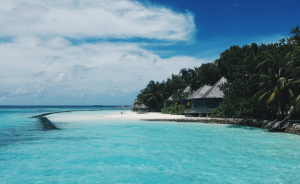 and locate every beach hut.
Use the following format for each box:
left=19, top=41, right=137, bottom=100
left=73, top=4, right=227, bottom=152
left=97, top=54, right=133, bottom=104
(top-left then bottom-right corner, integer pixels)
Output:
left=164, top=86, right=193, bottom=107
left=185, top=77, right=227, bottom=117
left=117, top=105, right=126, bottom=114
left=133, top=104, right=142, bottom=112
left=140, top=104, right=149, bottom=109
left=184, top=85, right=212, bottom=114
left=165, top=95, right=173, bottom=107
left=139, top=104, right=149, bottom=112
